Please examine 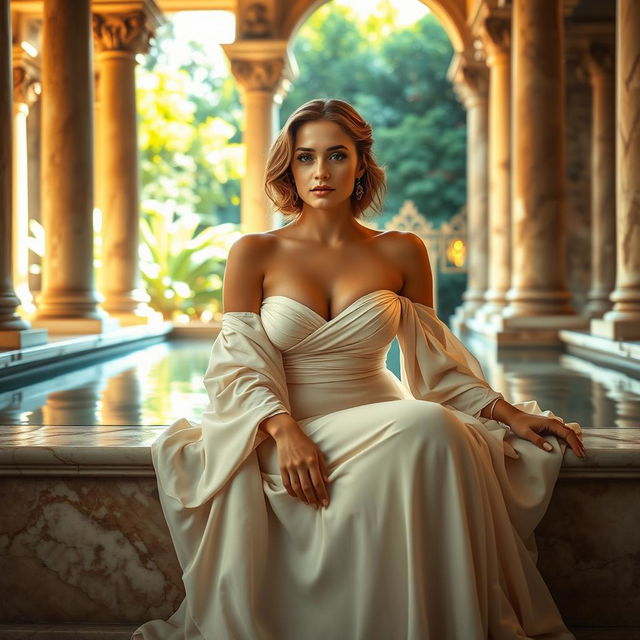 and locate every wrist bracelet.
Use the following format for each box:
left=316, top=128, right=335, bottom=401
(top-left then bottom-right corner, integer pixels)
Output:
left=488, top=397, right=500, bottom=421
